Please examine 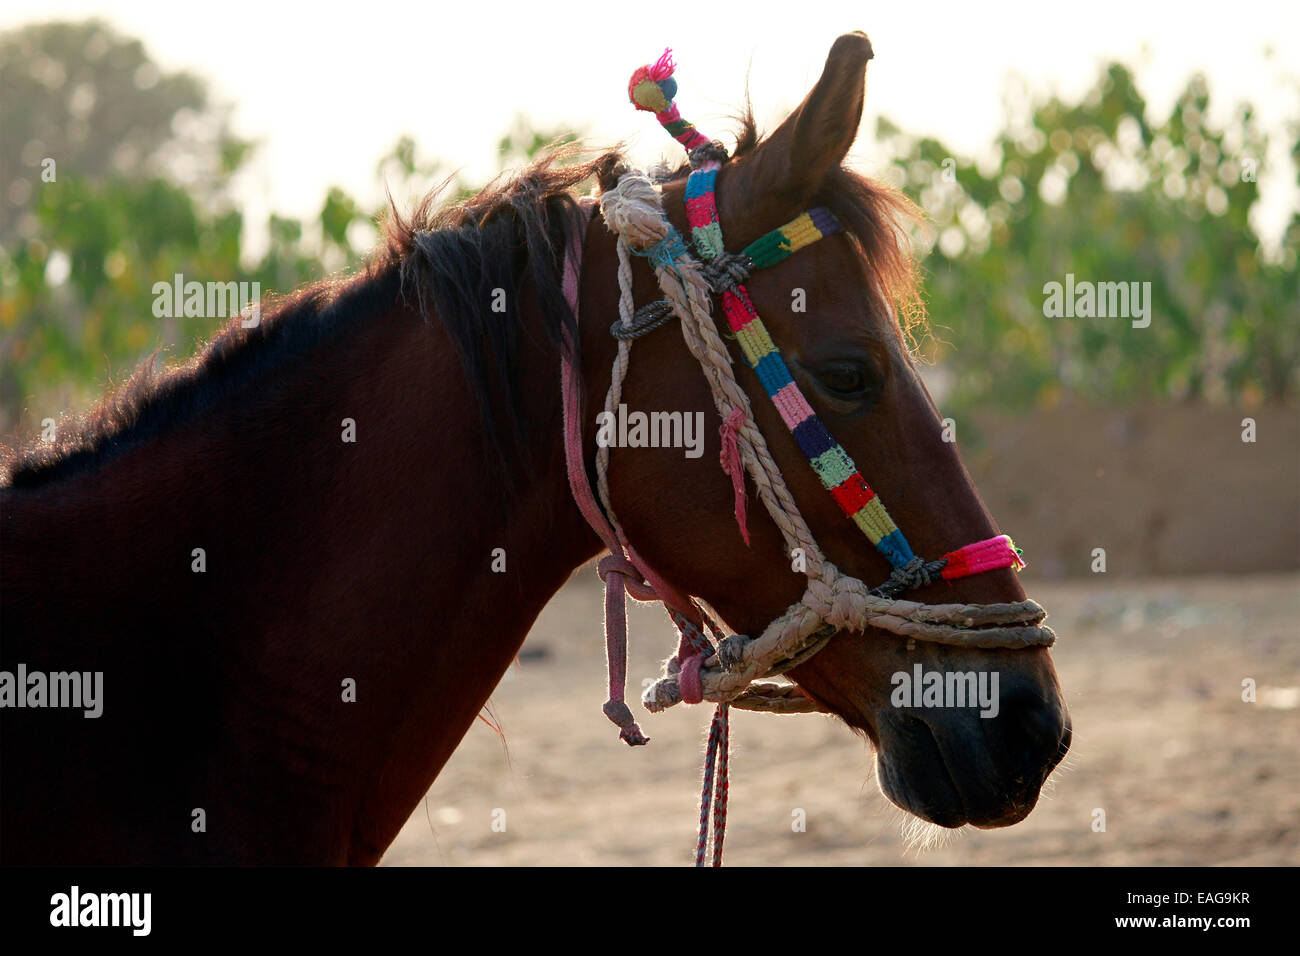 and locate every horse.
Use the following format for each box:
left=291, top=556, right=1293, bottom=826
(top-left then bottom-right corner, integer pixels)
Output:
left=0, top=32, right=1070, bottom=865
